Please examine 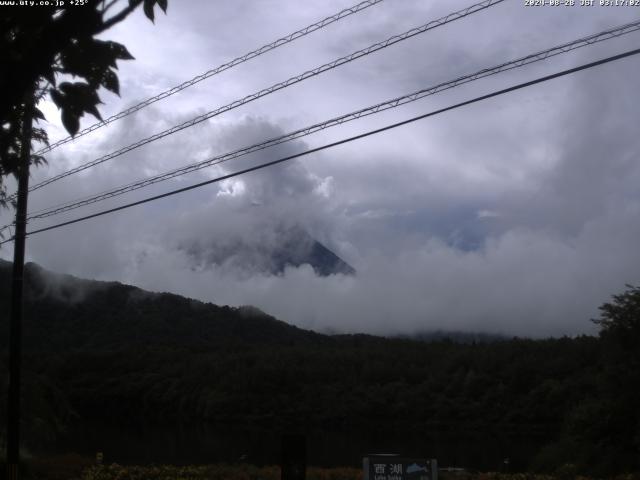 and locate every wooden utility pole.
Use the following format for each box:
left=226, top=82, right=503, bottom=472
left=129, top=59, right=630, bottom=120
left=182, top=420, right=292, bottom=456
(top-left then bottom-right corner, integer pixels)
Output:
left=6, top=94, right=33, bottom=480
